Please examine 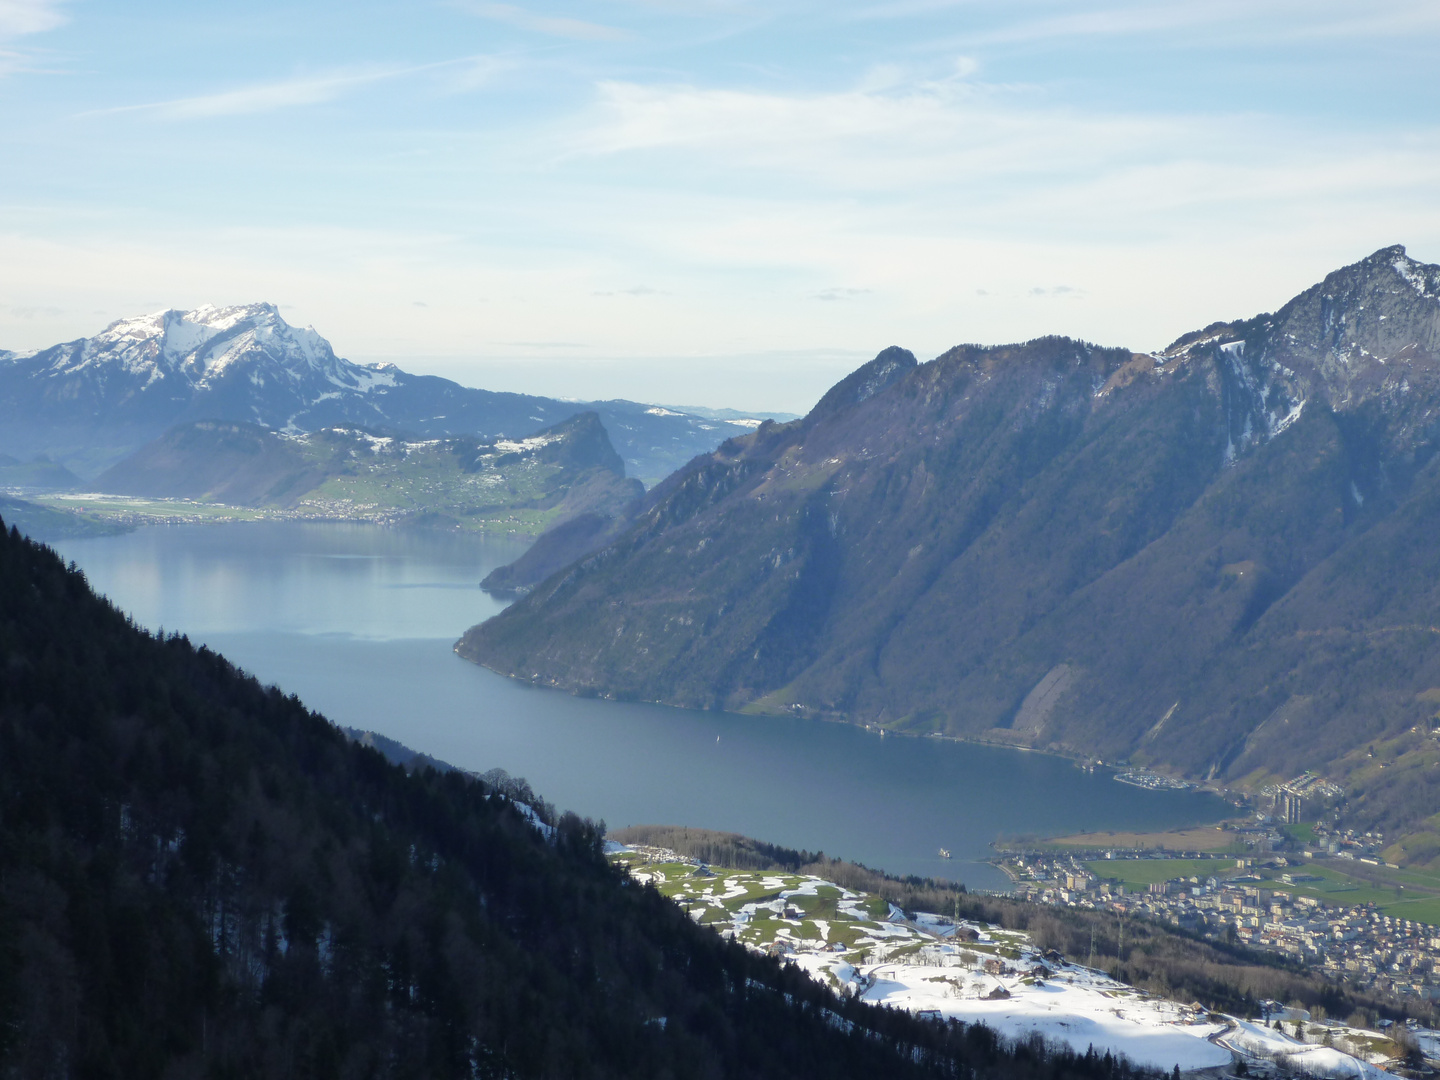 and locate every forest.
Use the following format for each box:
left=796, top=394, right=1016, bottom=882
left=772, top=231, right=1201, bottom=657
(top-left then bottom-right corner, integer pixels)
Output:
left=0, top=515, right=1175, bottom=1079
